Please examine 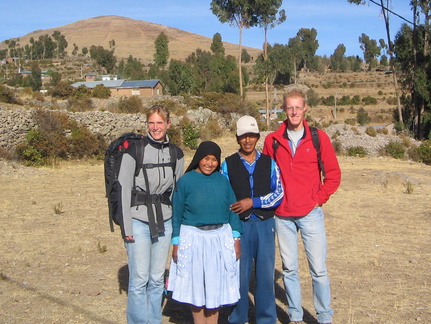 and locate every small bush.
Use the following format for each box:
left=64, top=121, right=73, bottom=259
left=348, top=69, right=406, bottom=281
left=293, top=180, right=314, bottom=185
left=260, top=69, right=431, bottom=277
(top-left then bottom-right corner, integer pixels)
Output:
left=167, top=125, right=182, bottom=147
left=385, top=141, right=406, bottom=159
left=407, top=145, right=420, bottom=162
left=200, top=118, right=223, bottom=141
left=180, top=118, right=200, bottom=149
left=344, top=118, right=356, bottom=126
left=118, top=96, right=143, bottom=113
left=0, top=85, right=23, bottom=105
left=15, top=109, right=106, bottom=166
left=365, top=126, right=377, bottom=137
left=418, top=140, right=431, bottom=165
left=376, top=128, right=388, bottom=135
left=67, top=97, right=94, bottom=112
left=357, top=107, right=371, bottom=126
left=347, top=146, right=367, bottom=157
left=50, top=81, right=75, bottom=98
left=92, top=84, right=111, bottom=99
left=332, top=139, right=343, bottom=154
